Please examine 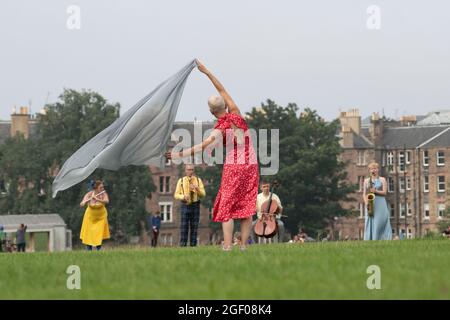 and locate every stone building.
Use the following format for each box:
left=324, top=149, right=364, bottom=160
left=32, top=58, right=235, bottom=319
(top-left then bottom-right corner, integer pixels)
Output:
left=336, top=109, right=450, bottom=239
